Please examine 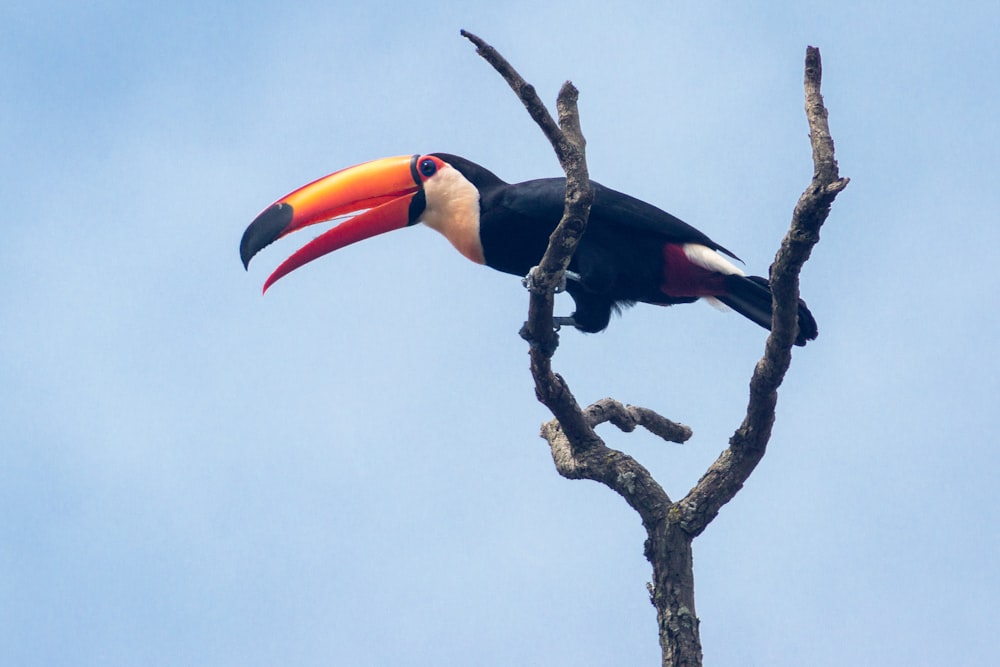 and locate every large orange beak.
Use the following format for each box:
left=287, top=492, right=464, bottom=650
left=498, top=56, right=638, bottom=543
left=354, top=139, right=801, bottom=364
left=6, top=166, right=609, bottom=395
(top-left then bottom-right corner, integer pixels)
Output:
left=240, top=154, right=423, bottom=293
